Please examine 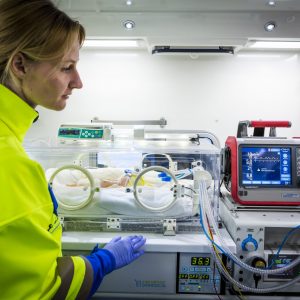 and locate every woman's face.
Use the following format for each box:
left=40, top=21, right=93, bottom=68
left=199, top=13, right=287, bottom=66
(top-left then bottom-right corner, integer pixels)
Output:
left=21, top=40, right=83, bottom=111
